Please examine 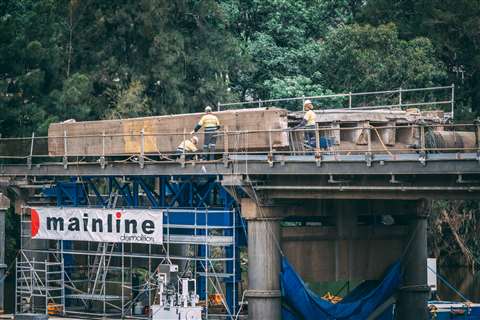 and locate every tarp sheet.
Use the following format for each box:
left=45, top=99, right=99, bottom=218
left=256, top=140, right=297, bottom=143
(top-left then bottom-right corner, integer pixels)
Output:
left=281, top=258, right=401, bottom=320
